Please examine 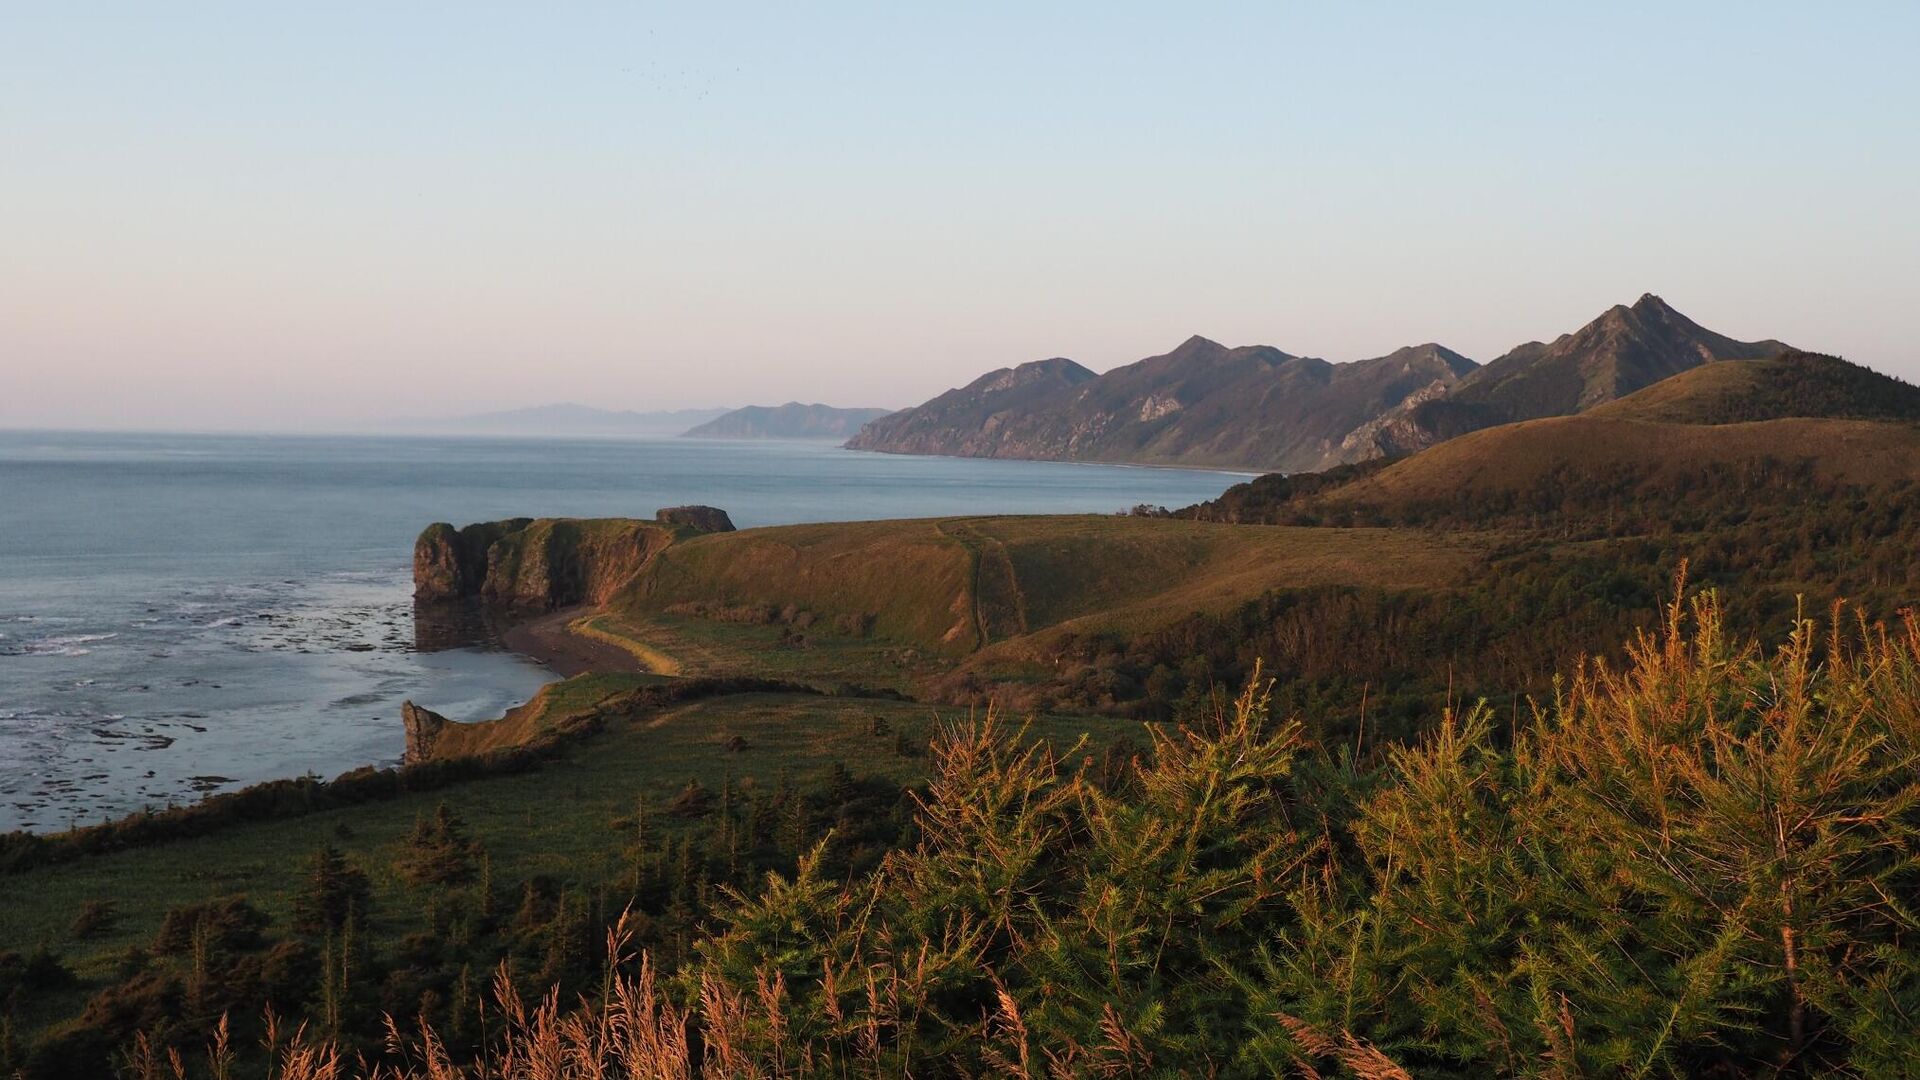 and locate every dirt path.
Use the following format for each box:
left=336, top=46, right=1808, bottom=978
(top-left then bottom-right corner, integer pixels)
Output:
left=937, top=520, right=1027, bottom=647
